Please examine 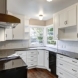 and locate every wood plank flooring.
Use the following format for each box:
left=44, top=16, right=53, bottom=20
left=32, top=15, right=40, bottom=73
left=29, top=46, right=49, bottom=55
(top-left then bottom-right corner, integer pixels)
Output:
left=28, top=68, right=57, bottom=78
